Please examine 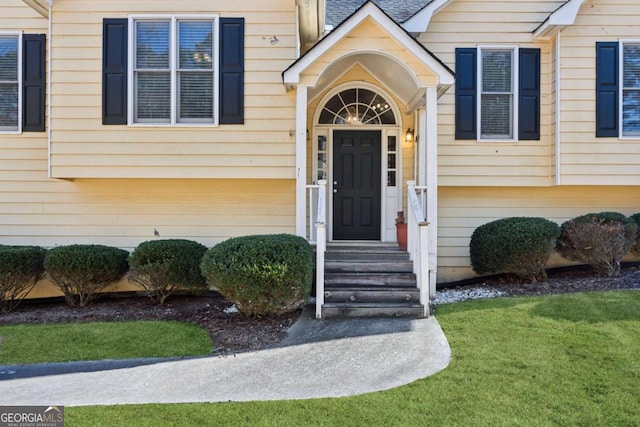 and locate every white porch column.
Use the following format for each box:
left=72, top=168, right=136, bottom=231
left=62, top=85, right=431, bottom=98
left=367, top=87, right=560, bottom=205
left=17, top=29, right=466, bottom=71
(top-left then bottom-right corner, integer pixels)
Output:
left=424, top=86, right=438, bottom=293
left=417, top=110, right=427, bottom=187
left=416, top=107, right=429, bottom=186
left=295, top=86, right=308, bottom=237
